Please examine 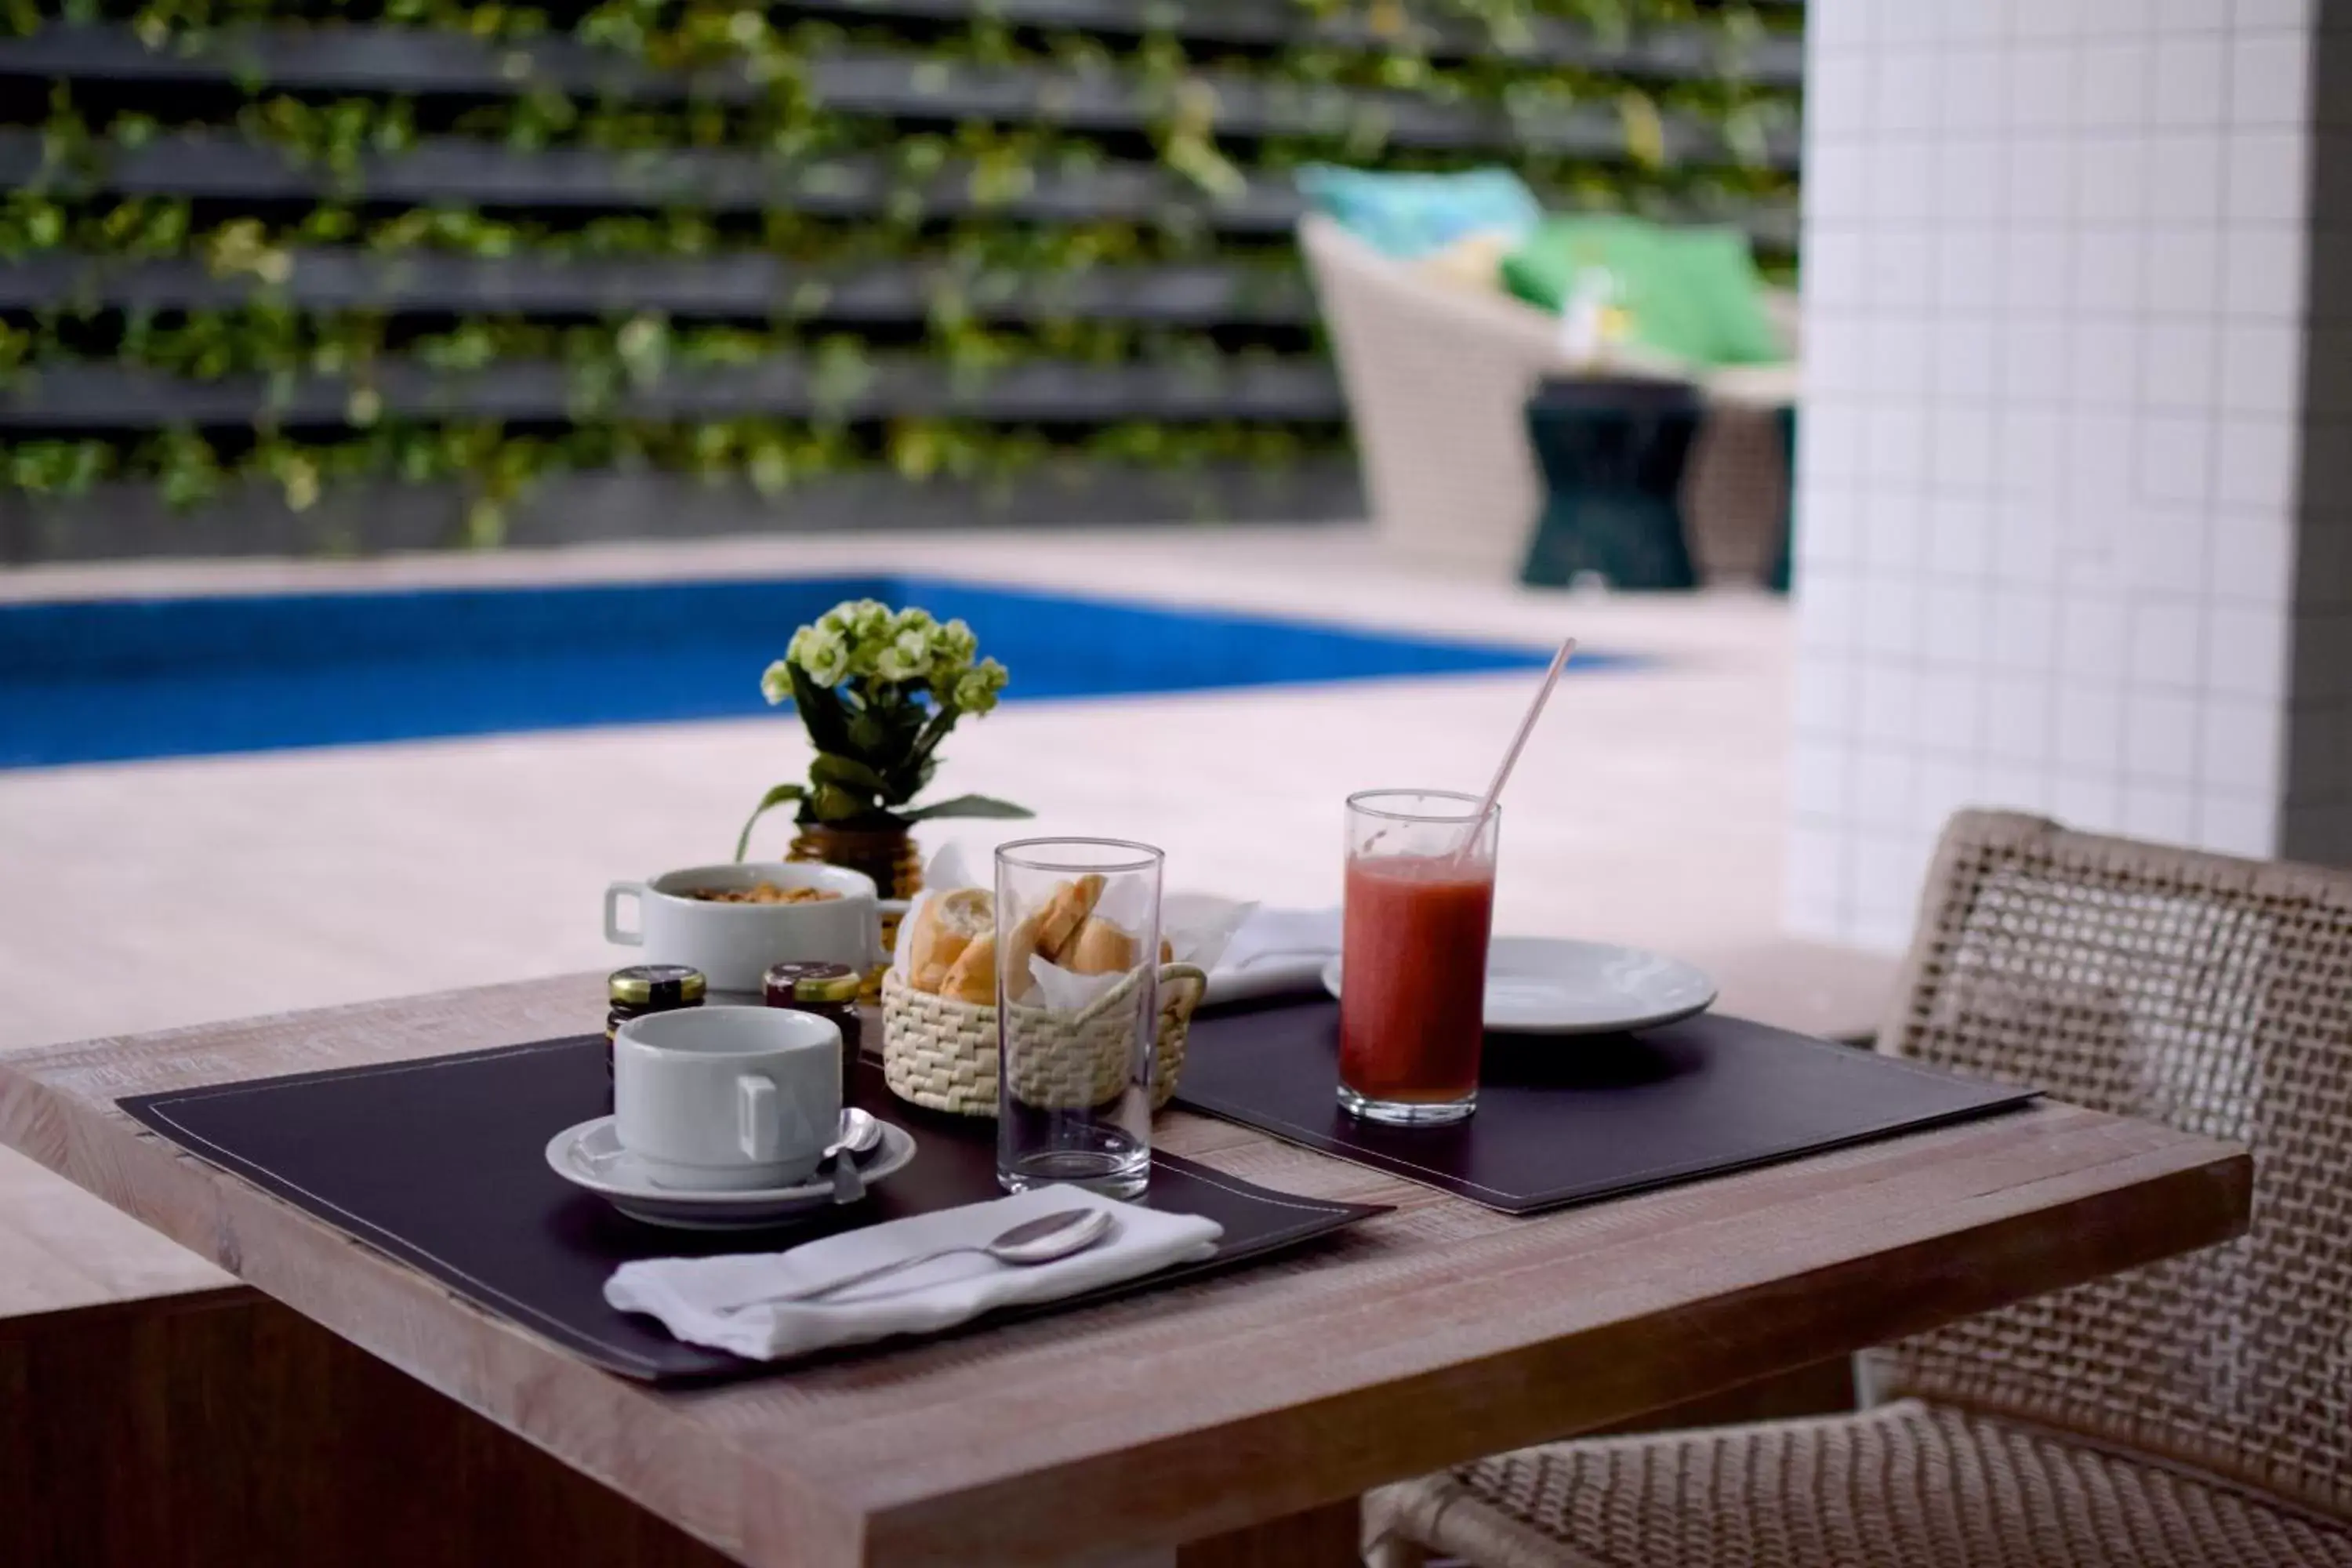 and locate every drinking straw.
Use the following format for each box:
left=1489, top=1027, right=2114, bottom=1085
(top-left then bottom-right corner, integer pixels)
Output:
left=1457, top=636, right=1577, bottom=860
